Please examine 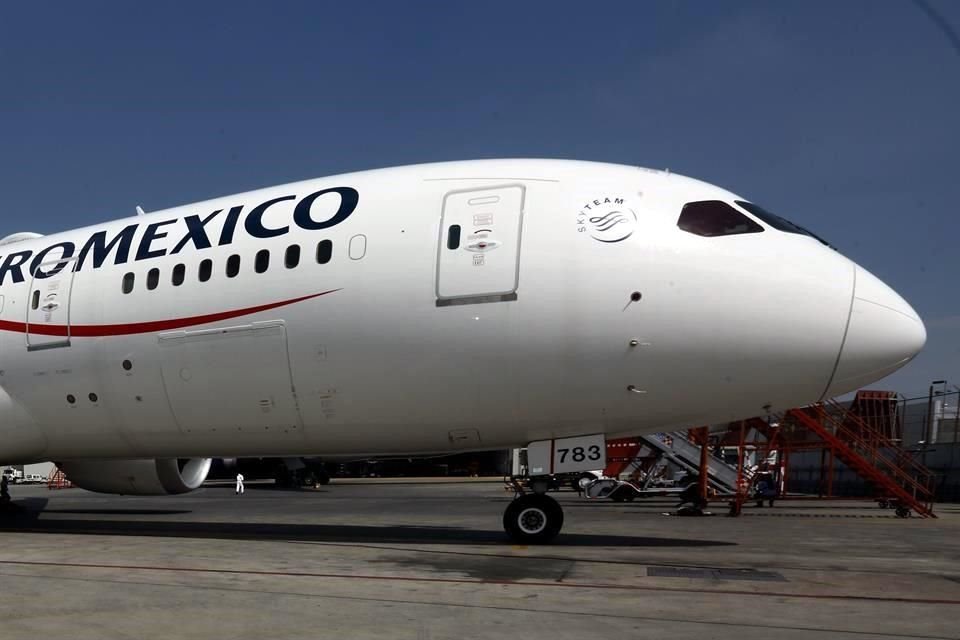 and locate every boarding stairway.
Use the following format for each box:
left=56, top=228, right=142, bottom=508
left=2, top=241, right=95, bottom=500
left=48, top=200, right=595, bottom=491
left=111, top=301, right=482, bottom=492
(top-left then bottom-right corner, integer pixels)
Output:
left=783, top=399, right=936, bottom=517
left=46, top=468, right=73, bottom=490
left=605, top=432, right=741, bottom=495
